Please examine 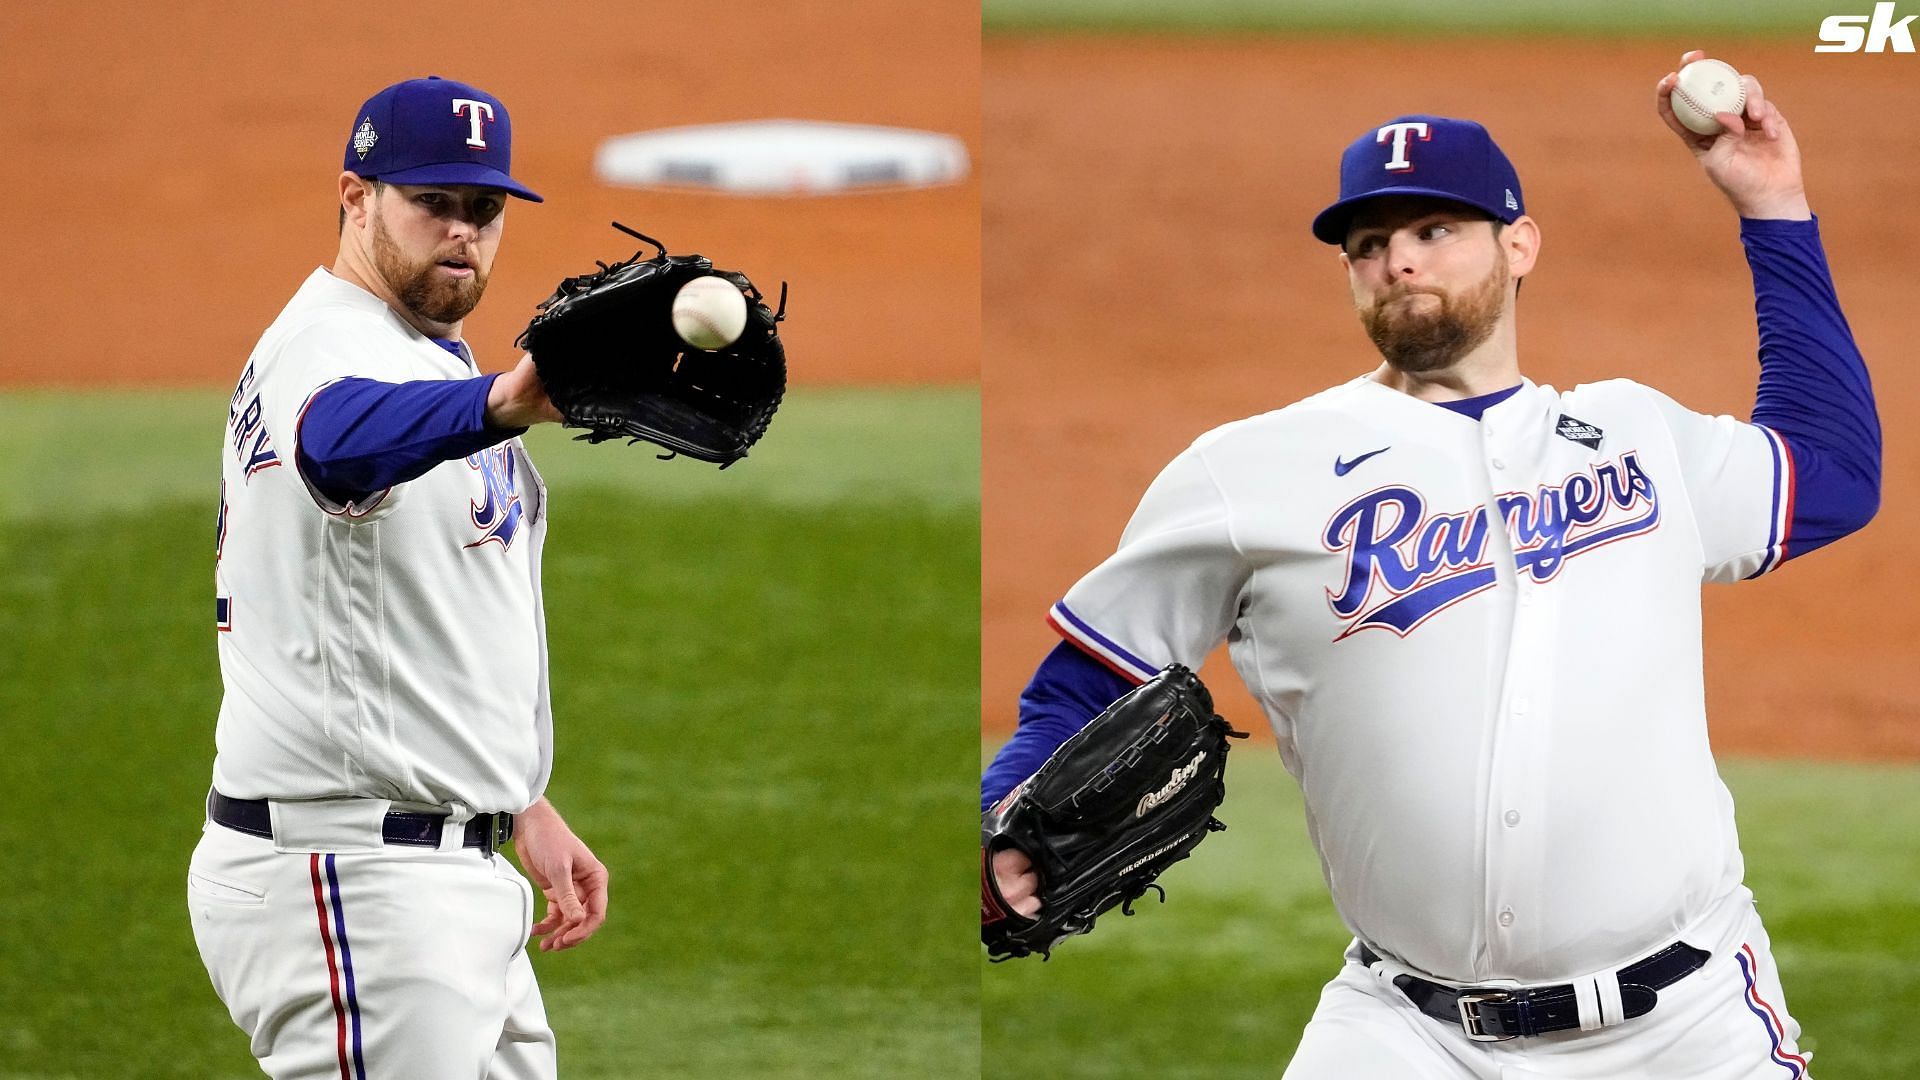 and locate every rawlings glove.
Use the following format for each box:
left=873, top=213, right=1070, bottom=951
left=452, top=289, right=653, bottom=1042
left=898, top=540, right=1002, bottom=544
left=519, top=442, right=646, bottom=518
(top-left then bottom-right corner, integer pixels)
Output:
left=515, top=223, right=787, bottom=467
left=982, top=664, right=1245, bottom=960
